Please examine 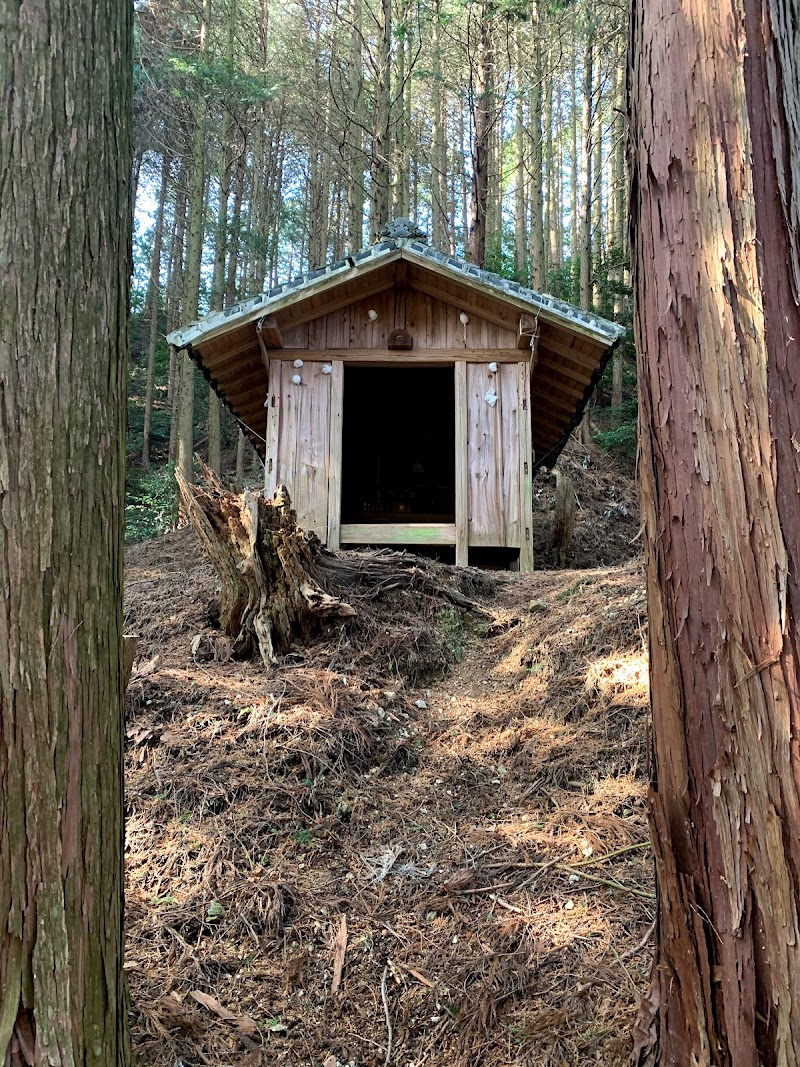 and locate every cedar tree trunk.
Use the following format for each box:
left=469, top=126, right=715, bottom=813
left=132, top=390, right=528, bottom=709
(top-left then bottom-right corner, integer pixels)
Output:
left=0, top=0, right=132, bottom=1063
left=468, top=7, right=492, bottom=268
left=629, top=1, right=800, bottom=1064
